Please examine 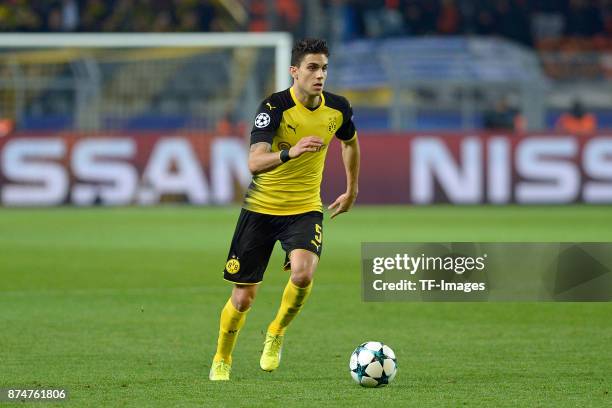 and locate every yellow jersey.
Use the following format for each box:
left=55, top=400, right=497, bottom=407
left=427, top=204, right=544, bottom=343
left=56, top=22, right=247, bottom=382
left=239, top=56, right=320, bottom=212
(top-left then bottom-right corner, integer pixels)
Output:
left=244, top=87, right=357, bottom=215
